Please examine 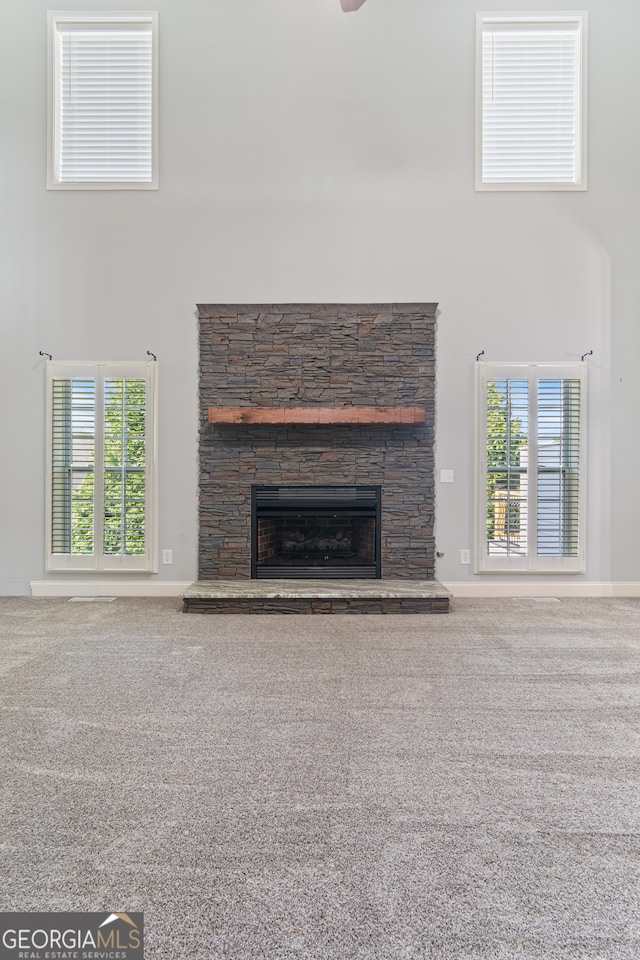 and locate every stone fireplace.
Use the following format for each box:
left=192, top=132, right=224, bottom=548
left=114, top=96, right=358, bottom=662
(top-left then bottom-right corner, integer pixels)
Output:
left=196, top=303, right=438, bottom=583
